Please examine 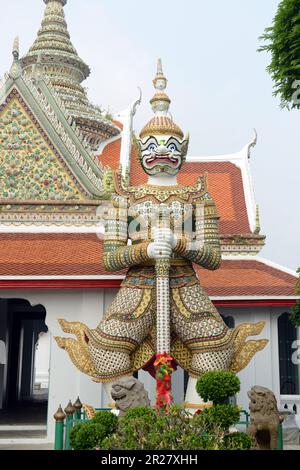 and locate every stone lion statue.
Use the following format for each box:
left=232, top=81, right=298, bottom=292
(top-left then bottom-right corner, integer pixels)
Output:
left=110, top=377, right=151, bottom=416
left=248, top=385, right=283, bottom=450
